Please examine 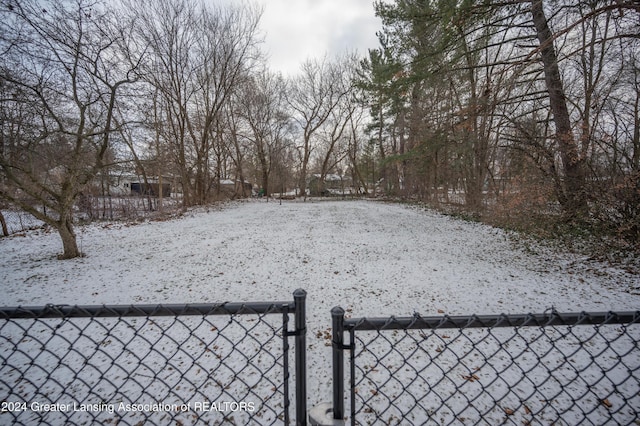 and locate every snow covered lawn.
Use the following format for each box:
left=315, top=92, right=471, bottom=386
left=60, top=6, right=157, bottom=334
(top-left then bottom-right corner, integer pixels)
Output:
left=1, top=199, right=639, bottom=423
left=2, top=199, right=637, bottom=312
